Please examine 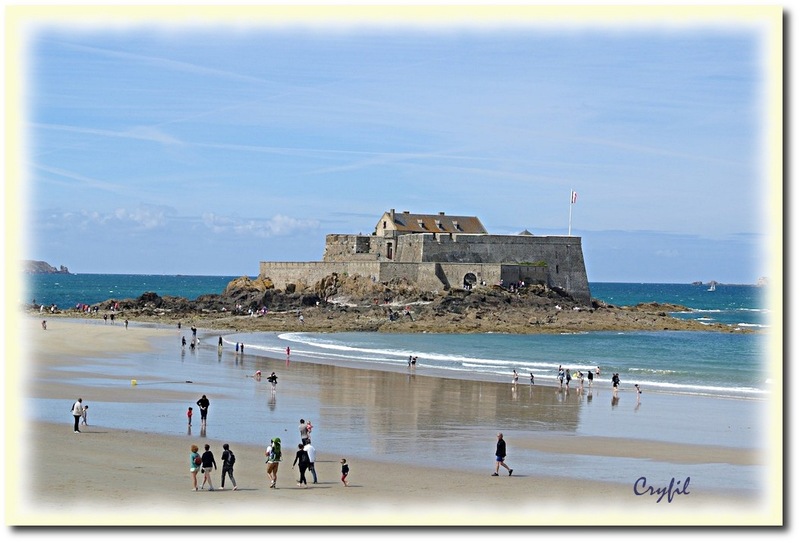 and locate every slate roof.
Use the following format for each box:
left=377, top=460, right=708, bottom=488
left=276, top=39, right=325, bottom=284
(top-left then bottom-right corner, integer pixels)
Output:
left=382, top=211, right=487, bottom=234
